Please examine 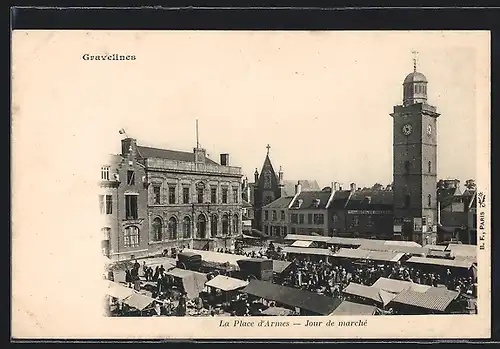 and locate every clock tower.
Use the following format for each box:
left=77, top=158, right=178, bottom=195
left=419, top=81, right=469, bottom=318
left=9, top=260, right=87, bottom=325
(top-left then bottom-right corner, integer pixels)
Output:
left=391, top=56, right=440, bottom=245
